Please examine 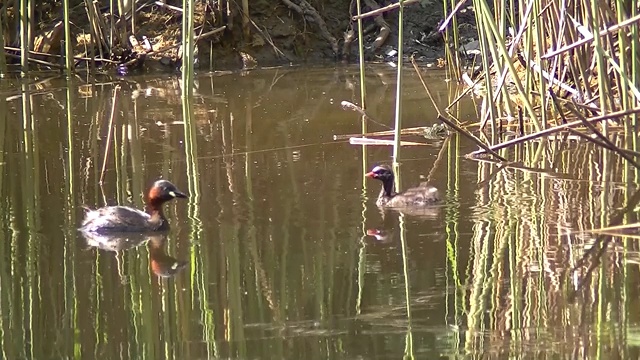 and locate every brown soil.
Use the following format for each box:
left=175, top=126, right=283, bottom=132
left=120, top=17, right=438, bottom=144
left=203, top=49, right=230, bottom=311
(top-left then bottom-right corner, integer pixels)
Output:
left=4, top=0, right=478, bottom=73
